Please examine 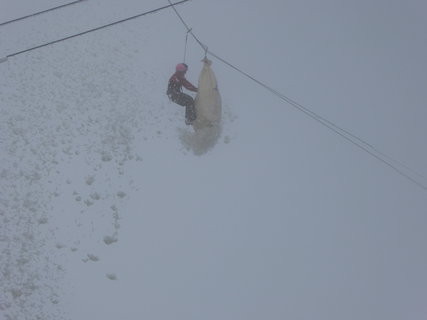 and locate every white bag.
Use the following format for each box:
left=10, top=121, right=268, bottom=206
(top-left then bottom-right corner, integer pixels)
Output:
left=179, top=58, right=222, bottom=155
left=194, top=58, right=222, bottom=131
